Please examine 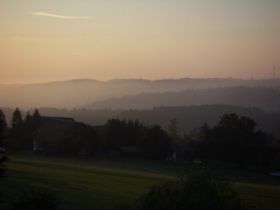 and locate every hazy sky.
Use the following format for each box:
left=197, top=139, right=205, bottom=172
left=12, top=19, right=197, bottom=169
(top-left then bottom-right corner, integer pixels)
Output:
left=0, top=0, right=279, bottom=83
